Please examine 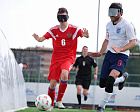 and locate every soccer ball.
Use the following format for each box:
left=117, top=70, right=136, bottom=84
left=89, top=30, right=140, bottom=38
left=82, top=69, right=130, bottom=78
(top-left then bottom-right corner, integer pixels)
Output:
left=35, top=94, right=52, bottom=111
